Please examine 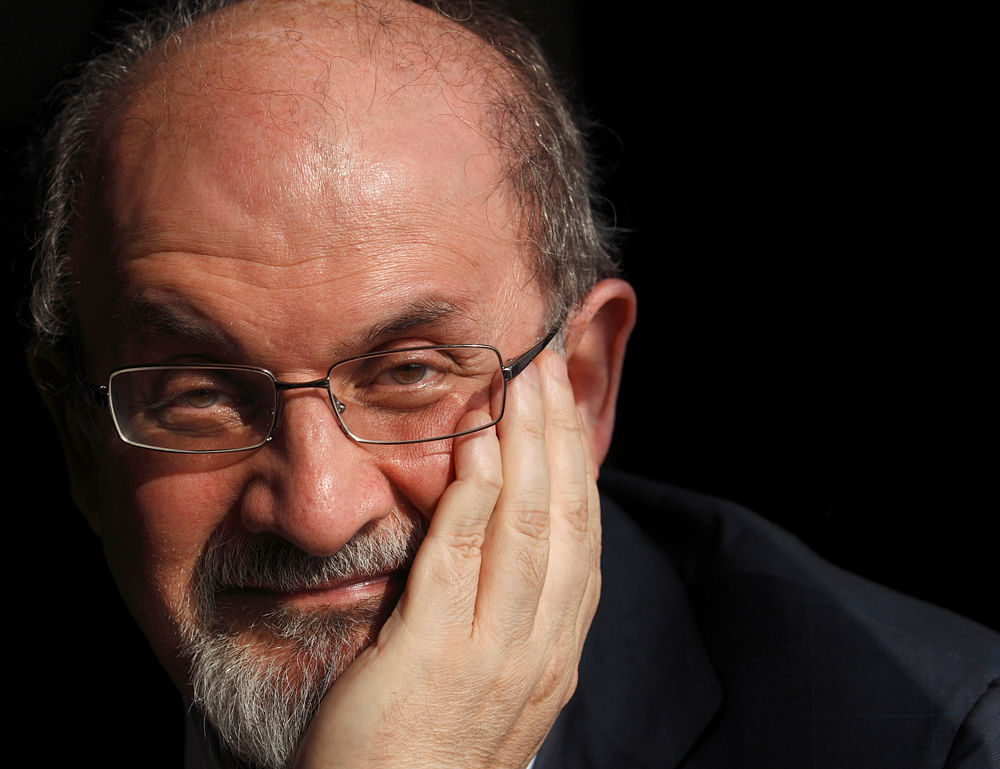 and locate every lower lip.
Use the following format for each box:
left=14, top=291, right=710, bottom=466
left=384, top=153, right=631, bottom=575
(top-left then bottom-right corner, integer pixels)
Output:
left=238, top=572, right=406, bottom=611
